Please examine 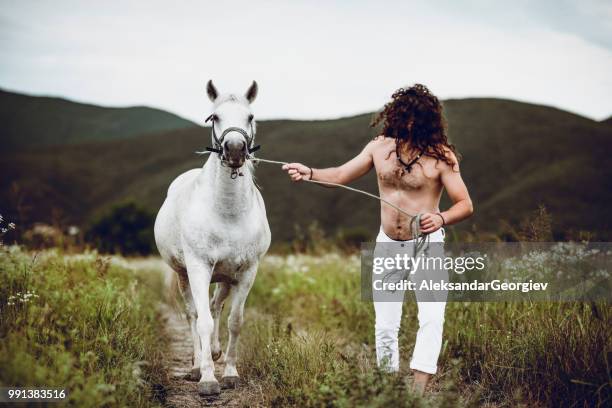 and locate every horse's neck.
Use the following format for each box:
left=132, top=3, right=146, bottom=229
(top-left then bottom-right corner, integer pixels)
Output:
left=199, top=157, right=254, bottom=216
